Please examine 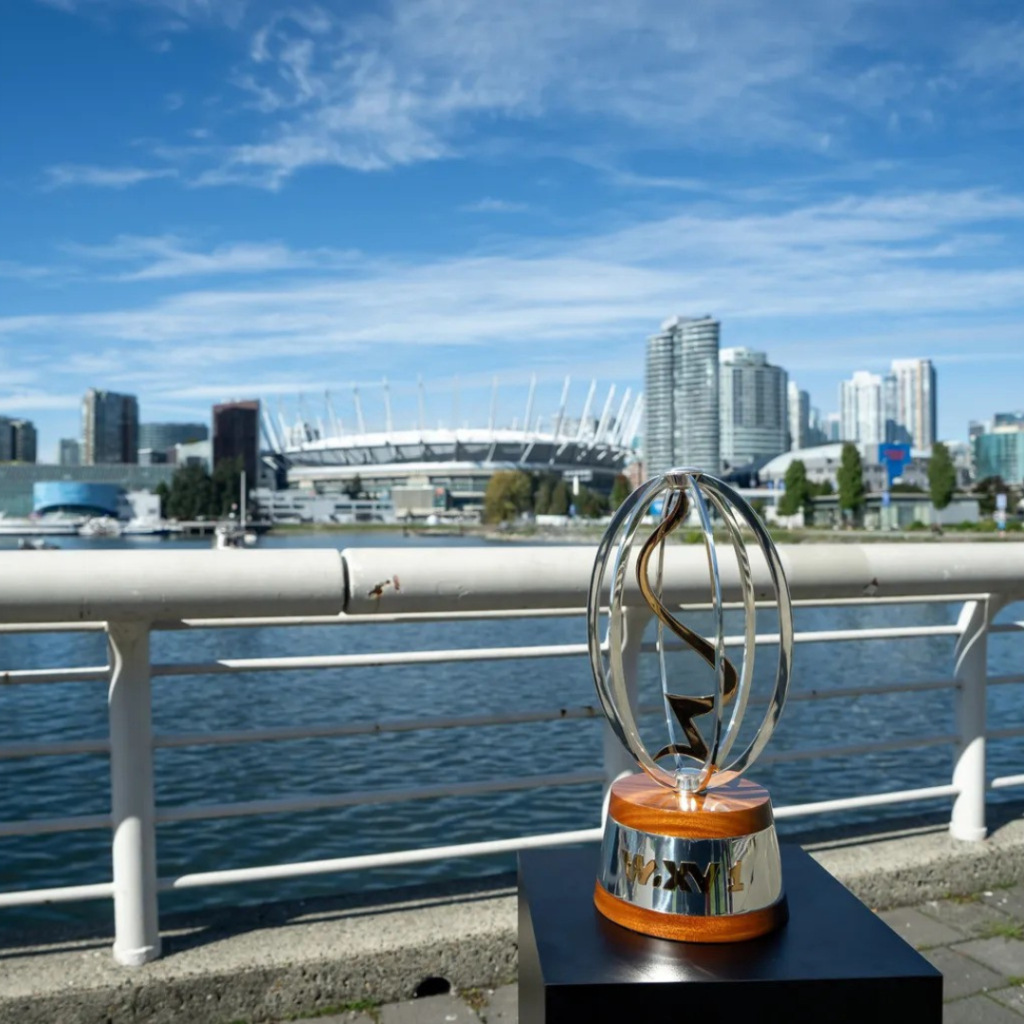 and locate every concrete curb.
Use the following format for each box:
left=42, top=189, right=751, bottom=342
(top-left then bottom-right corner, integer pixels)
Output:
left=2, top=810, right=1023, bottom=1024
